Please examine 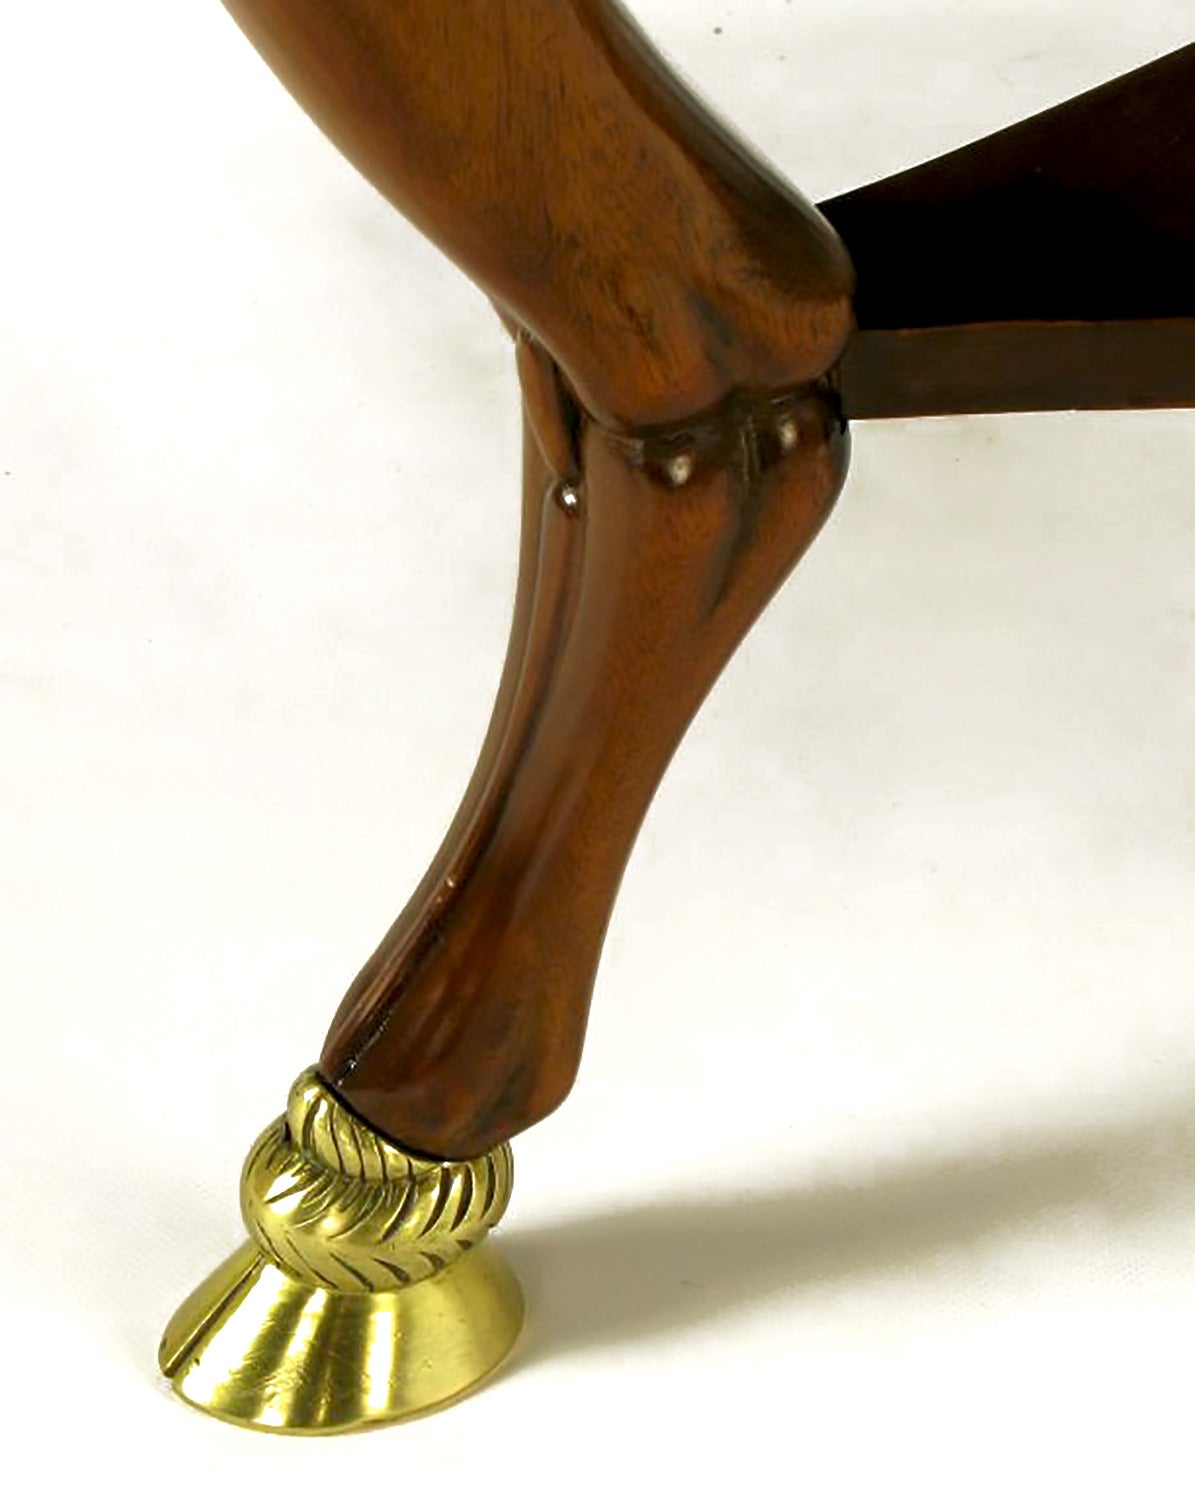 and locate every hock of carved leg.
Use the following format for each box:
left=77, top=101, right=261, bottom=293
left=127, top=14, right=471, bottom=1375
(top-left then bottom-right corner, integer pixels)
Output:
left=322, top=367, right=849, bottom=1160
left=216, top=0, right=853, bottom=433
